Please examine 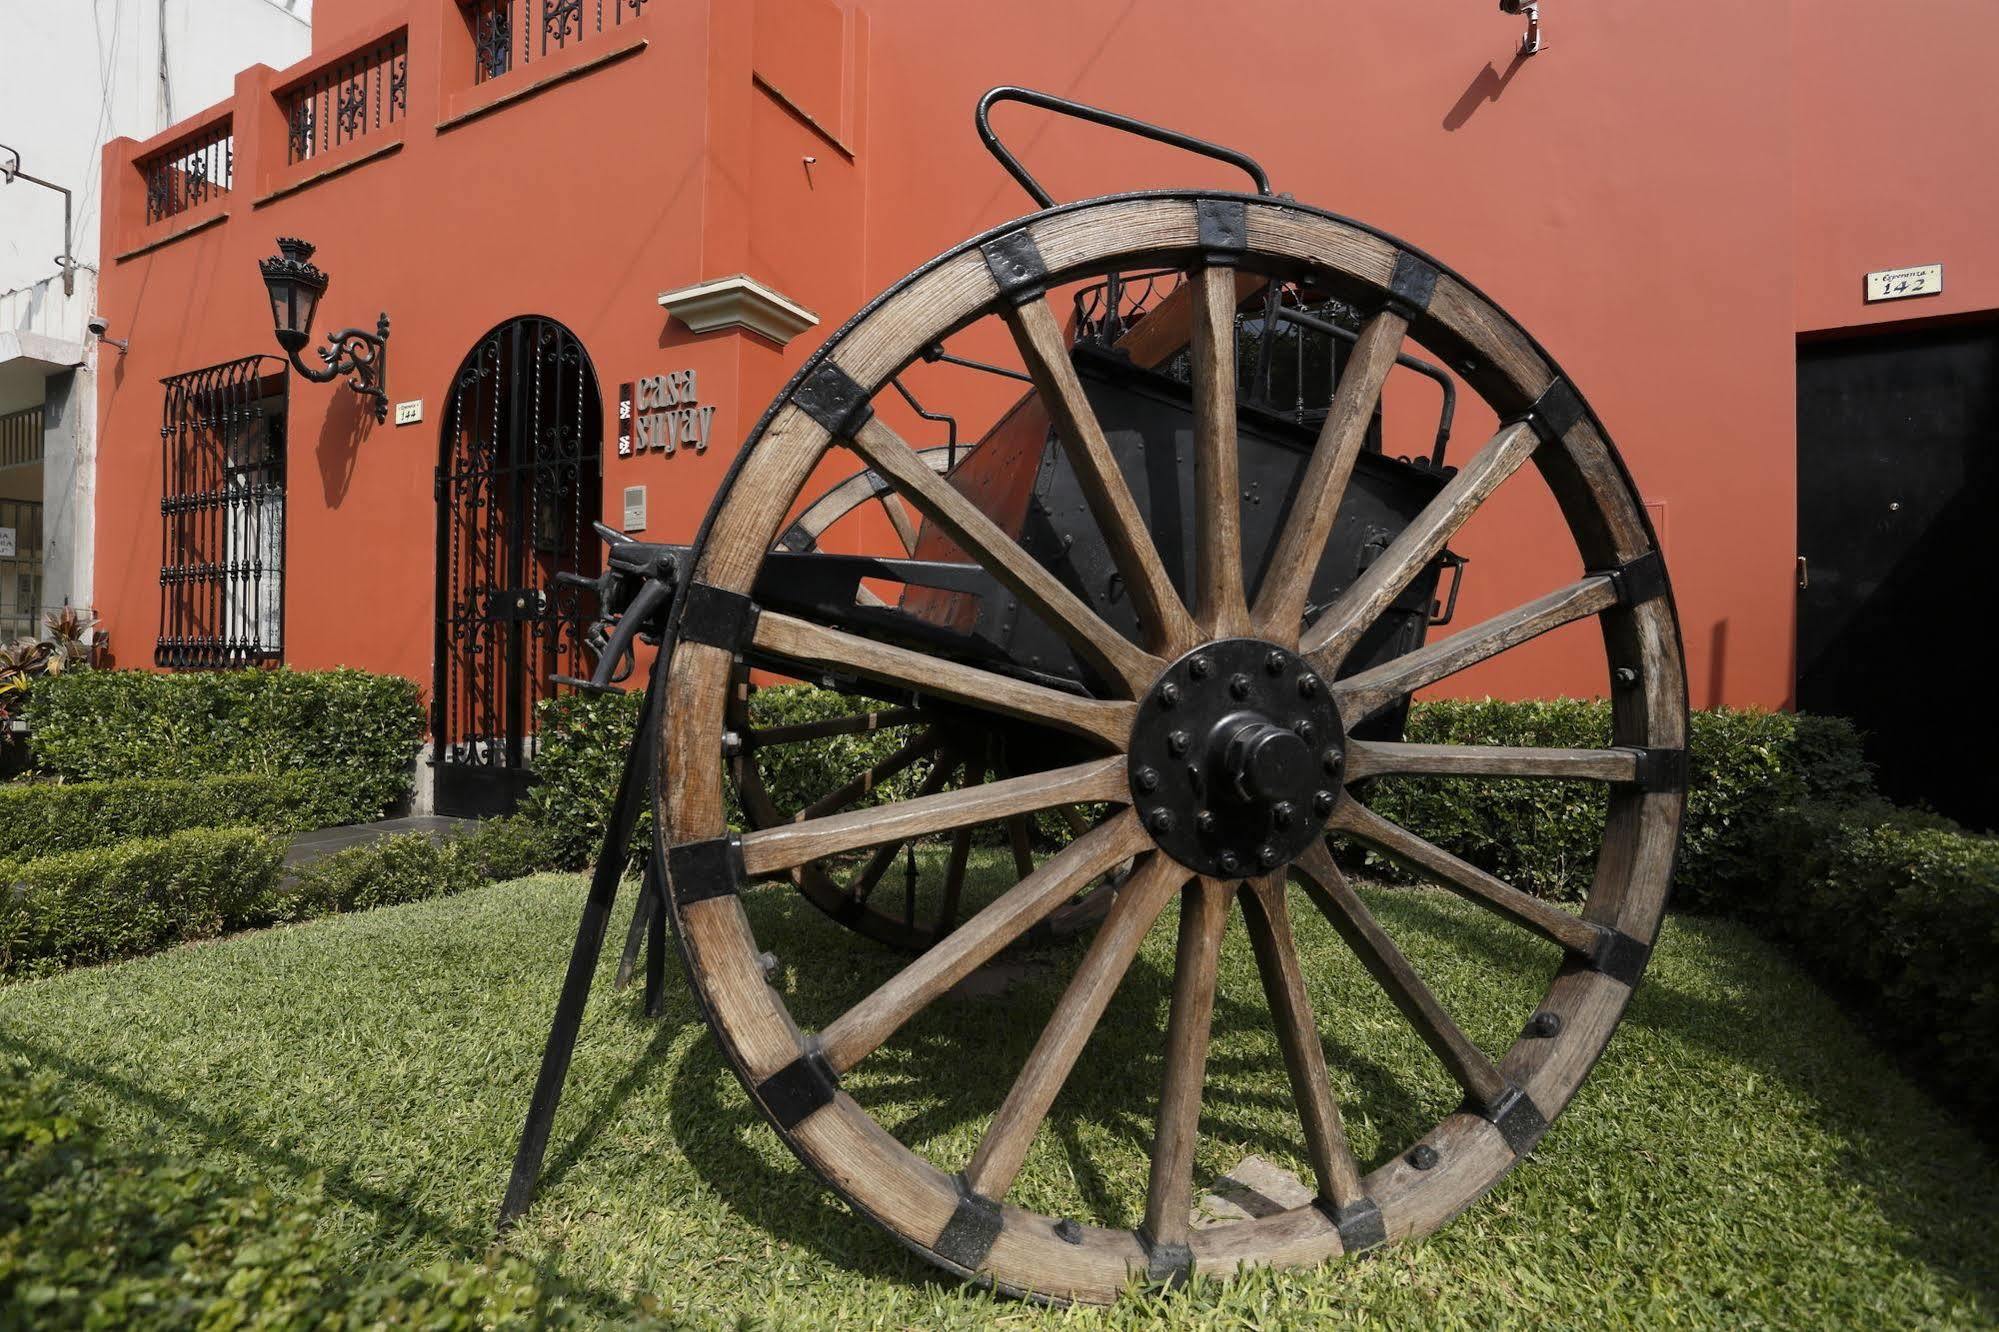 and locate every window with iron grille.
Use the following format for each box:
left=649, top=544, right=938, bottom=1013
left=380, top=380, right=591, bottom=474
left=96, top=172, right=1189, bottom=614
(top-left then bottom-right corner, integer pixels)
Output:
left=157, top=357, right=289, bottom=668
left=466, top=0, right=650, bottom=84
